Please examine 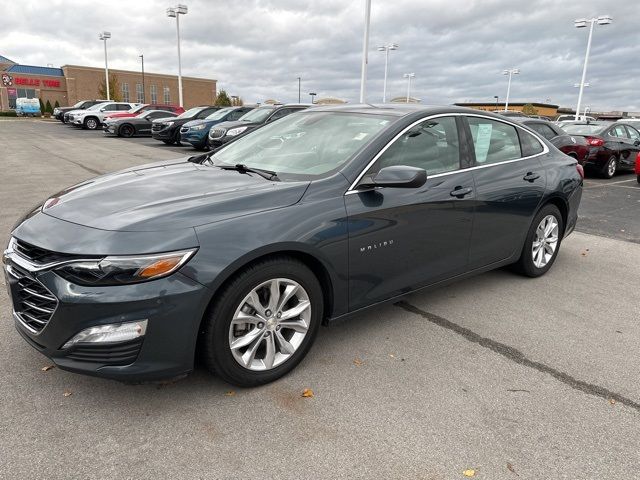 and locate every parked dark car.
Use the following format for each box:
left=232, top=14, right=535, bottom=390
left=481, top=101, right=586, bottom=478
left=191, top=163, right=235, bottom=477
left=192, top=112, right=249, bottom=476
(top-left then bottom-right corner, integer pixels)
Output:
left=562, top=122, right=640, bottom=178
left=519, top=119, right=590, bottom=164
left=180, top=106, right=255, bottom=150
left=207, top=104, right=311, bottom=148
left=151, top=106, right=220, bottom=145
left=55, top=100, right=108, bottom=123
left=3, top=105, right=583, bottom=387
left=104, top=110, right=178, bottom=137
